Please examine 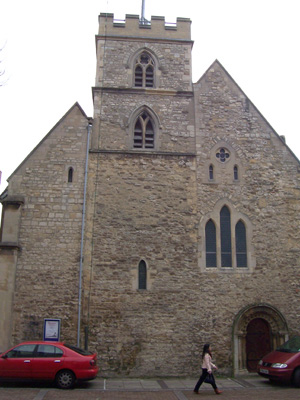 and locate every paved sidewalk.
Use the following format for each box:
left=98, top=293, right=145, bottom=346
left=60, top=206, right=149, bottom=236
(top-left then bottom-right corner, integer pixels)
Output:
left=1, top=375, right=300, bottom=400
